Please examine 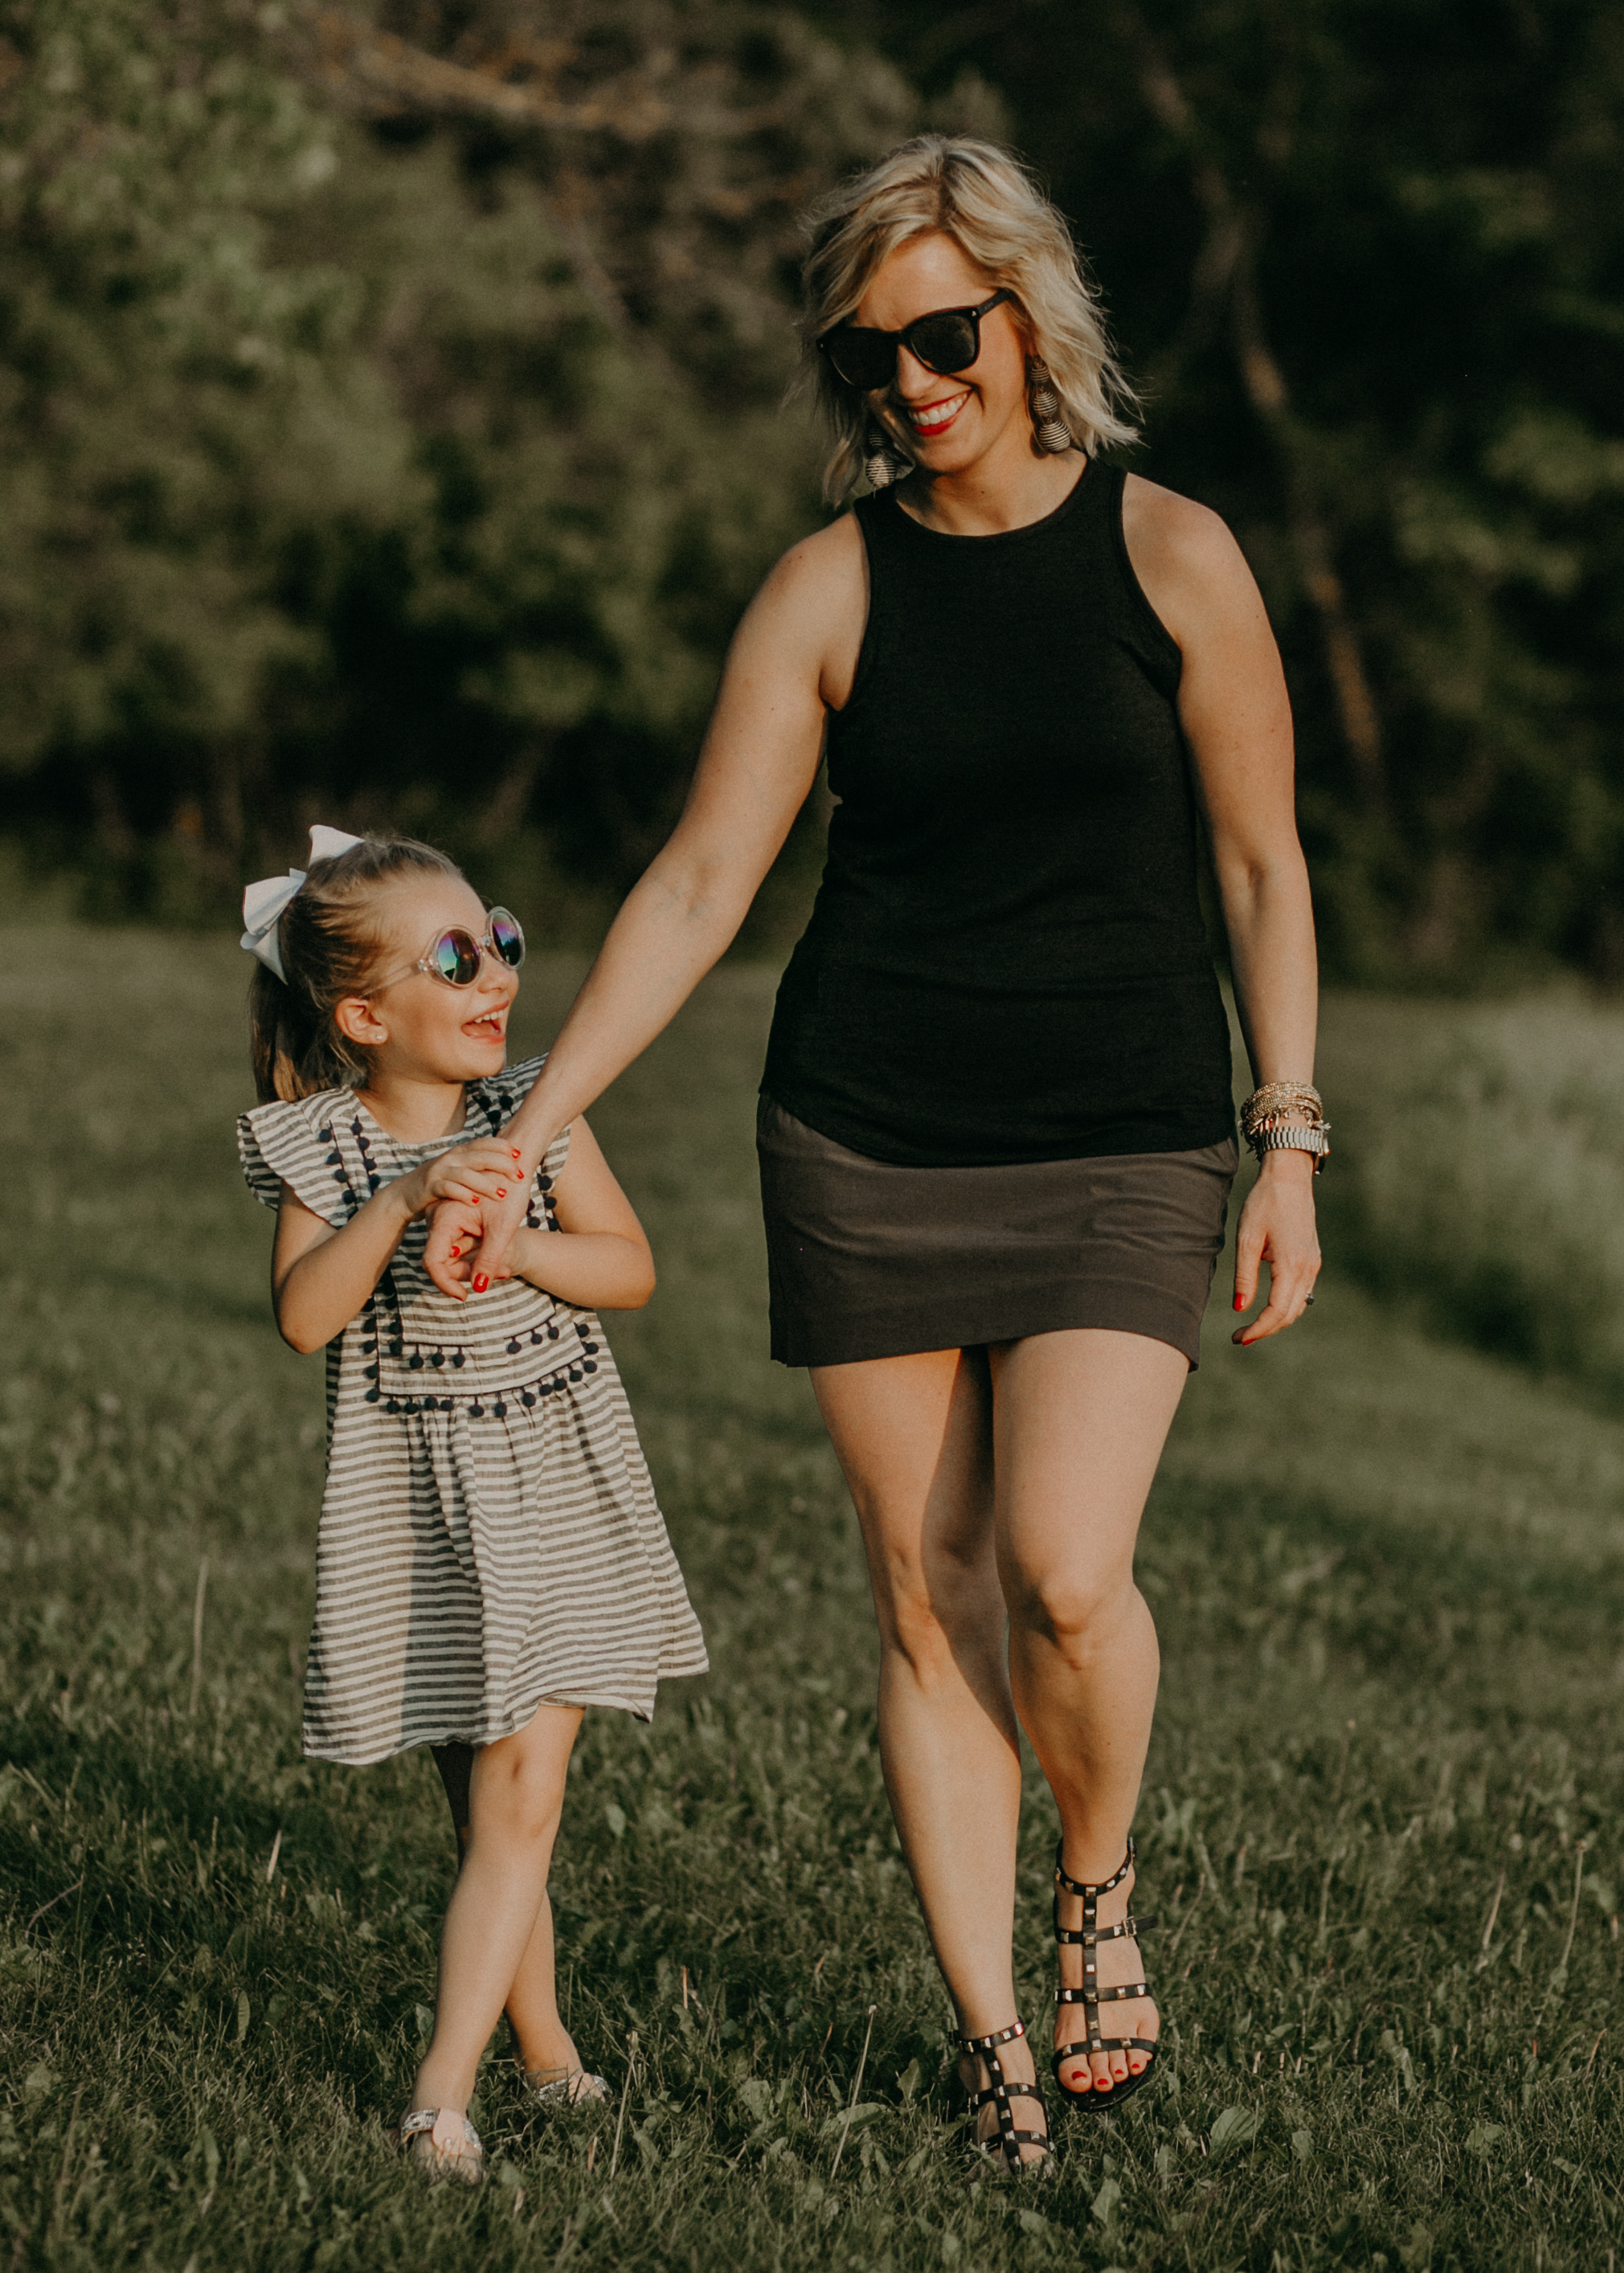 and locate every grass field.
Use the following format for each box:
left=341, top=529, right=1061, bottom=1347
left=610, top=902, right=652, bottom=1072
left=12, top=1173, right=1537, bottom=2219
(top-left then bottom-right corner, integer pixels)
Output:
left=3, top=926, right=1623, bottom=2272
